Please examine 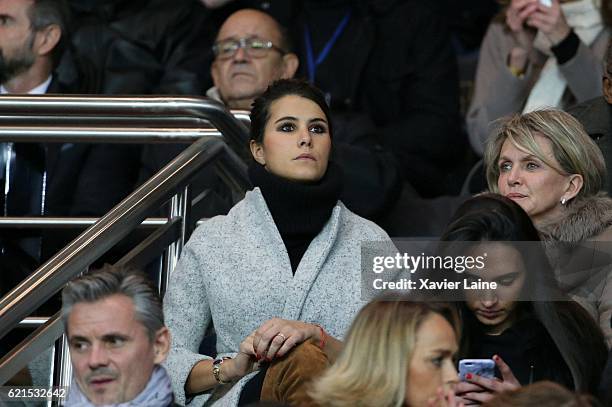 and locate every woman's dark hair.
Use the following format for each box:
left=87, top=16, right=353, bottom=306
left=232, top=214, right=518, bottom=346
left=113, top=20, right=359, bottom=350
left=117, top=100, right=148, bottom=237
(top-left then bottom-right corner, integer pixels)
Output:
left=249, top=79, right=333, bottom=144
left=482, top=381, right=599, bottom=407
left=440, top=193, right=607, bottom=393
